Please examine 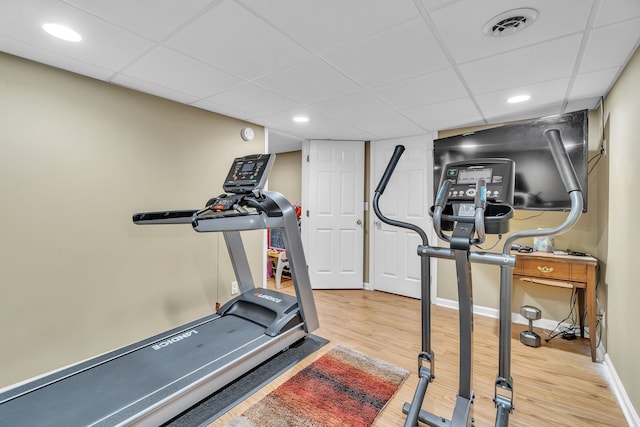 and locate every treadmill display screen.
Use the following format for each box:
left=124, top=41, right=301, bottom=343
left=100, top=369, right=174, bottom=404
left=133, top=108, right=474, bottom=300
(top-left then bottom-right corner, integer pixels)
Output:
left=241, top=162, right=256, bottom=173
left=223, top=154, right=275, bottom=194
